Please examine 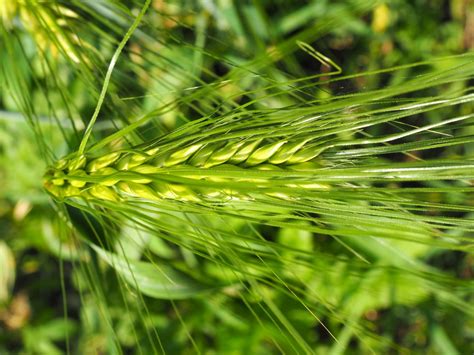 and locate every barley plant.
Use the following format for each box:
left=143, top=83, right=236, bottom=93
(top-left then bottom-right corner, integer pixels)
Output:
left=1, top=0, right=473, bottom=353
